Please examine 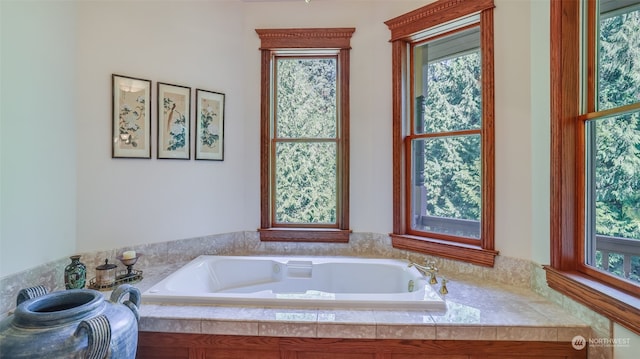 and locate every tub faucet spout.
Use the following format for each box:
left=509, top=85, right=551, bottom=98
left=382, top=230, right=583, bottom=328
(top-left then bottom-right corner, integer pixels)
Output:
left=408, top=261, right=438, bottom=285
